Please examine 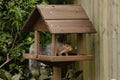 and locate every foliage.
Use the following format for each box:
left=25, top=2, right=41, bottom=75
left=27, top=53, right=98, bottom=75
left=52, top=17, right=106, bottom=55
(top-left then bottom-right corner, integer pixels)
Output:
left=0, top=0, right=39, bottom=79
left=0, top=0, right=79, bottom=79
left=48, top=0, right=73, bottom=4
left=0, top=70, right=21, bottom=80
